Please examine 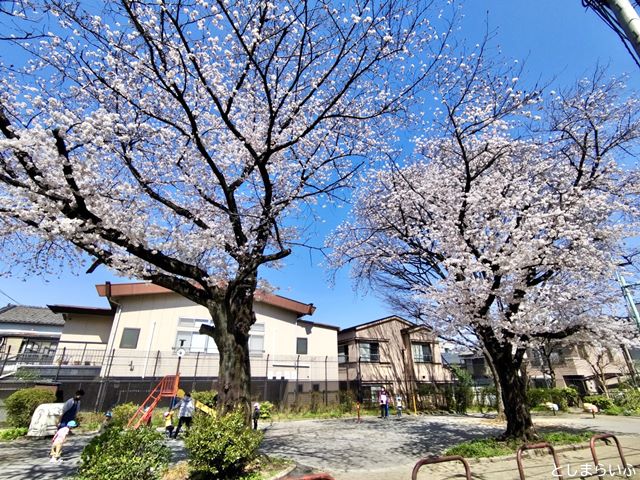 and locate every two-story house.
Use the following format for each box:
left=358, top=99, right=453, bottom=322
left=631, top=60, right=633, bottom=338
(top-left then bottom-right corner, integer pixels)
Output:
left=337, top=316, right=452, bottom=406
left=93, top=282, right=339, bottom=406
